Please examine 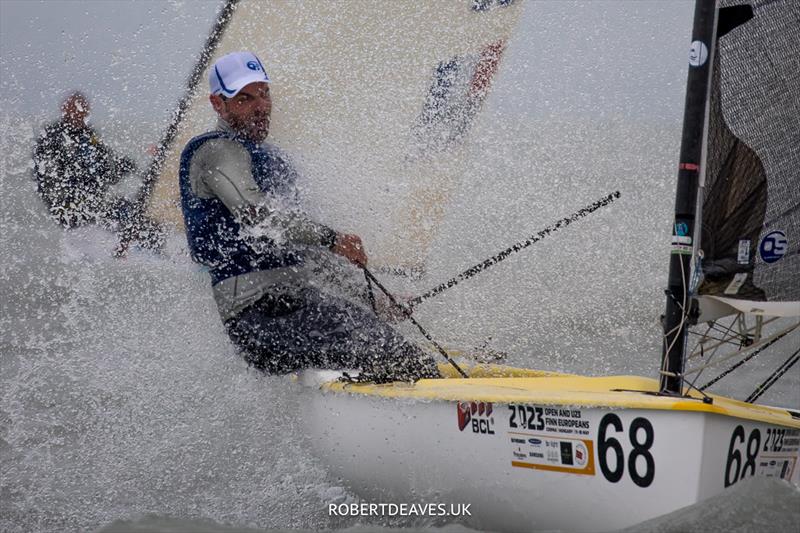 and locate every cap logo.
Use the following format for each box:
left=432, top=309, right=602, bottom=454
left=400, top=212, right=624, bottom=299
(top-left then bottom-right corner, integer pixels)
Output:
left=211, top=52, right=269, bottom=96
